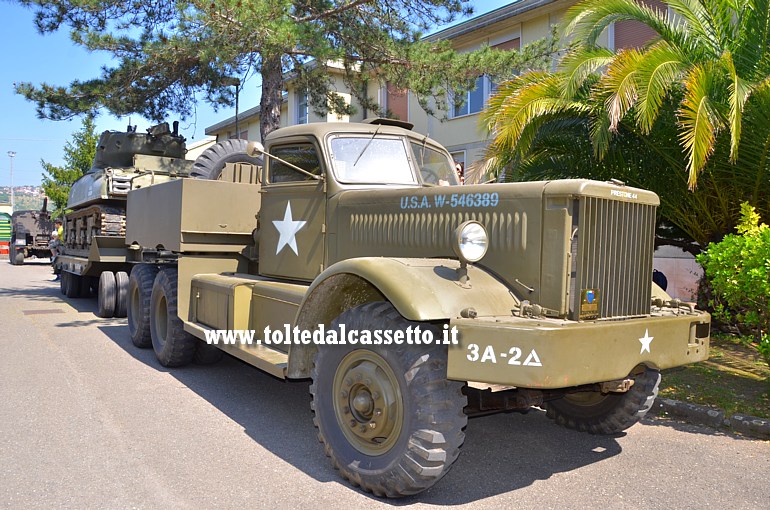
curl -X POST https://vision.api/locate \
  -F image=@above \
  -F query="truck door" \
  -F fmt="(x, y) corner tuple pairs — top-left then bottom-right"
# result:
(258, 139), (326, 282)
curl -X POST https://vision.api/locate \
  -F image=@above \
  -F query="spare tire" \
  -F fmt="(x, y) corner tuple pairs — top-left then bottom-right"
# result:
(190, 139), (262, 180)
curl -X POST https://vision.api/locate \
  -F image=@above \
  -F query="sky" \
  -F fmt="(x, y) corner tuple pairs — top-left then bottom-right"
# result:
(0, 1), (514, 186)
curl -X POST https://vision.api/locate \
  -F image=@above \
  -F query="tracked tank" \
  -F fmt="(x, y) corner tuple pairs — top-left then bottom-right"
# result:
(63, 122), (193, 256)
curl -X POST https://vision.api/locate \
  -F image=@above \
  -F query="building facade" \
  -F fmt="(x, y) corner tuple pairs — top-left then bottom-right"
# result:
(205, 0), (664, 183)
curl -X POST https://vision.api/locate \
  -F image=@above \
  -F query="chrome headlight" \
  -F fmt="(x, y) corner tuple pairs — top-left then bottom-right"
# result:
(452, 221), (488, 263)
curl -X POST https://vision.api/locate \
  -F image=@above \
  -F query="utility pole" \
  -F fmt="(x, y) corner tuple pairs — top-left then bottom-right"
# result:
(7, 151), (16, 212)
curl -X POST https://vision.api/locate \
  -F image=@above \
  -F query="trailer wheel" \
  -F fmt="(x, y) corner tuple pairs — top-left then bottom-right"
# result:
(150, 268), (197, 367)
(60, 271), (69, 295)
(191, 139), (262, 180)
(114, 271), (129, 318)
(97, 271), (116, 318)
(544, 366), (661, 435)
(310, 301), (467, 497)
(128, 264), (158, 348)
(66, 273), (82, 299)
(79, 275), (93, 298)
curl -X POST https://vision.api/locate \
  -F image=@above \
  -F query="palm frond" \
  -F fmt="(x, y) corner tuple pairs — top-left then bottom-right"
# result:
(634, 41), (687, 133)
(722, 50), (753, 162)
(563, 0), (683, 48)
(558, 45), (615, 98)
(678, 63), (723, 188)
(600, 48), (643, 131)
(484, 71), (590, 157)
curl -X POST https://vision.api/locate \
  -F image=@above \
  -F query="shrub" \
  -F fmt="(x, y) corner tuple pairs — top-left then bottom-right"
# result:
(697, 203), (770, 368)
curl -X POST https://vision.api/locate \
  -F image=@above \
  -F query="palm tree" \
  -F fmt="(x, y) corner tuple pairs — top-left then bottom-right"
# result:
(561, 0), (770, 188)
(483, 0), (770, 247)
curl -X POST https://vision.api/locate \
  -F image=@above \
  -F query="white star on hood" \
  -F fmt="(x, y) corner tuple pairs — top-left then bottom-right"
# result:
(273, 202), (307, 255)
(639, 329), (654, 354)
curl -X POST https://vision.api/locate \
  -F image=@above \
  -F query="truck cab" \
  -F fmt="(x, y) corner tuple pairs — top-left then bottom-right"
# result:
(124, 119), (710, 498)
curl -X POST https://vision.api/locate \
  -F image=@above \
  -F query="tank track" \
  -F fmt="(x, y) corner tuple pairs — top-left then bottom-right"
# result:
(63, 205), (126, 253)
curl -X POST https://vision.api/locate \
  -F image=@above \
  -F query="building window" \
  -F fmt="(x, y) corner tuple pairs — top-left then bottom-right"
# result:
(297, 91), (309, 124)
(380, 82), (409, 121)
(450, 76), (490, 118)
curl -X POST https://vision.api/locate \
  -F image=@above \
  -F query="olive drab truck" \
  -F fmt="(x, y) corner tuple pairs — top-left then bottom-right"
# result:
(123, 119), (711, 498)
(56, 121), (259, 317)
(8, 198), (54, 265)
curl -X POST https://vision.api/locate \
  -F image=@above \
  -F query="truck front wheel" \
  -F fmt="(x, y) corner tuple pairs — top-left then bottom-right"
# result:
(128, 264), (158, 348)
(310, 301), (467, 497)
(544, 366), (661, 435)
(150, 268), (197, 367)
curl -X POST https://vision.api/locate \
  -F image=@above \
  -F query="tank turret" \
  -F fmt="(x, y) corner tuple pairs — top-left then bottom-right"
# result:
(63, 122), (194, 254)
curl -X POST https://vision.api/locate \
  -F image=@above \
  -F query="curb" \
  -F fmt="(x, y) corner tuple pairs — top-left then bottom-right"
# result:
(650, 398), (770, 440)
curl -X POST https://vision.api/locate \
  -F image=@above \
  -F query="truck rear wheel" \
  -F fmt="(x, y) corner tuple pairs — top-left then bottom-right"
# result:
(97, 272), (116, 317)
(150, 268), (197, 367)
(544, 366), (661, 435)
(114, 271), (129, 318)
(128, 264), (158, 348)
(190, 139), (262, 180)
(310, 301), (467, 497)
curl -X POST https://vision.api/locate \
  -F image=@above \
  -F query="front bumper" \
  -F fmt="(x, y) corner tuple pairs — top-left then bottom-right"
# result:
(447, 310), (710, 389)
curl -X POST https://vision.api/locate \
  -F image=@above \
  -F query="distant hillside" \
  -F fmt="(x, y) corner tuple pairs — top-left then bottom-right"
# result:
(0, 186), (46, 212)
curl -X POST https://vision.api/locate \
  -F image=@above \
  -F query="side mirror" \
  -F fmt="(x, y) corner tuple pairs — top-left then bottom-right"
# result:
(247, 141), (265, 157)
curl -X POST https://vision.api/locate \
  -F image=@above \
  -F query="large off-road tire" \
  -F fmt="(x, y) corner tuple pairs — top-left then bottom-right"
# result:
(114, 271), (129, 318)
(310, 301), (467, 498)
(544, 366), (661, 435)
(150, 268), (197, 367)
(97, 271), (116, 318)
(190, 139), (262, 180)
(128, 264), (158, 348)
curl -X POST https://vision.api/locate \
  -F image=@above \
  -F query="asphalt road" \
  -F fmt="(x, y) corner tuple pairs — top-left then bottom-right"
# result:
(1, 261), (768, 509)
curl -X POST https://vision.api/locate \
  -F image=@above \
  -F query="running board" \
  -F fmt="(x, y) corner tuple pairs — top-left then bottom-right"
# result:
(184, 321), (288, 379)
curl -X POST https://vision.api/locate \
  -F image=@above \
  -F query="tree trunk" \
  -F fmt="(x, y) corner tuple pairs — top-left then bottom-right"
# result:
(259, 54), (284, 141)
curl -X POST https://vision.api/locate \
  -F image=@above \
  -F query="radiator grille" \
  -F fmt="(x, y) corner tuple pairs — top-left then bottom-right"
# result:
(572, 197), (656, 319)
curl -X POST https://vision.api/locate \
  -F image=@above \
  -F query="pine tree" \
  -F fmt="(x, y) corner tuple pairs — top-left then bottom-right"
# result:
(14, 1), (556, 140)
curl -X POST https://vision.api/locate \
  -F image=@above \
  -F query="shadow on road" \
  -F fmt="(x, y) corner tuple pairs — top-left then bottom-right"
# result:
(96, 323), (628, 504)
(0, 271), (99, 314)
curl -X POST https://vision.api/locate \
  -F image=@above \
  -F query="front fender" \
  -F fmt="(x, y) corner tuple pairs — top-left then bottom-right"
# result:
(287, 257), (520, 379)
(296, 257), (519, 326)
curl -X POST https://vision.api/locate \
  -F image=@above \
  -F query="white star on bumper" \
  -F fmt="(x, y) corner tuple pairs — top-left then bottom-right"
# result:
(273, 202), (307, 255)
(639, 329), (654, 354)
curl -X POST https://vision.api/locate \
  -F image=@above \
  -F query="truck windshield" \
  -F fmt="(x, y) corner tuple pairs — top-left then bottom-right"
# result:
(329, 136), (417, 184)
(410, 142), (460, 186)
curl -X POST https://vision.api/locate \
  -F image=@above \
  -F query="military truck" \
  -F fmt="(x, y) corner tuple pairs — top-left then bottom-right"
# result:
(8, 199), (54, 265)
(124, 119), (710, 497)
(56, 121), (259, 317)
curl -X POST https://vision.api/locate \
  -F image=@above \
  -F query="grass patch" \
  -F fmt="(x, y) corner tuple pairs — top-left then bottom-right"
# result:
(659, 334), (770, 419)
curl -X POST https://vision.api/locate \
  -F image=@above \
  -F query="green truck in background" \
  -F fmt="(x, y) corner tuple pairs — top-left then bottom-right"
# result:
(122, 119), (710, 497)
(8, 199), (54, 265)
